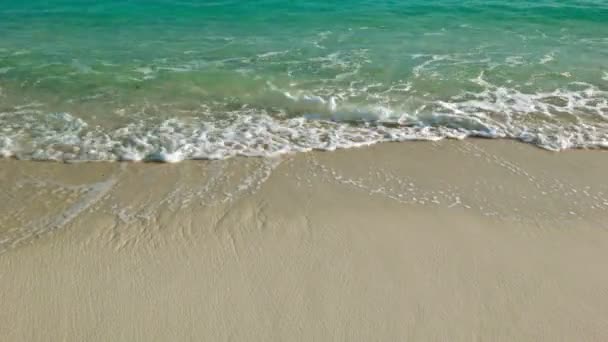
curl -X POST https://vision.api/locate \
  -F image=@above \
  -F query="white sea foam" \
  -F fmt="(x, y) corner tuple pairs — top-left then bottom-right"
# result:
(1, 75), (608, 162)
(505, 56), (525, 66)
(539, 52), (555, 64)
(0, 137), (15, 157)
(412, 55), (450, 78)
(257, 50), (289, 59)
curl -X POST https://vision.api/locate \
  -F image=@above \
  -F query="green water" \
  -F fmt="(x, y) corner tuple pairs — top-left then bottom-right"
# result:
(1, 1), (607, 160)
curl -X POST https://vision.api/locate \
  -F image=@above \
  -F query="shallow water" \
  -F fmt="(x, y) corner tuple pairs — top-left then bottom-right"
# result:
(1, 0), (607, 161)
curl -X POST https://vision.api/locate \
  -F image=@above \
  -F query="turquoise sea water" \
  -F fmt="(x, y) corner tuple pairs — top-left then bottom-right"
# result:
(1, 0), (607, 161)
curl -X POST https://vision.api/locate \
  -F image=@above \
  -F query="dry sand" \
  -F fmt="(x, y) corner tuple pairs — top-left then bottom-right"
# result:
(1, 139), (608, 341)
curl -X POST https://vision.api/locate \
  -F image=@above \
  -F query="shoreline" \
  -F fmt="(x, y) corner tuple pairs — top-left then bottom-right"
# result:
(2, 139), (608, 340)
(2, 134), (608, 164)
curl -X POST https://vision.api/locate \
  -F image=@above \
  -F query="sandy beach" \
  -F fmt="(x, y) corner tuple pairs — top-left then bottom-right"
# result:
(2, 139), (608, 341)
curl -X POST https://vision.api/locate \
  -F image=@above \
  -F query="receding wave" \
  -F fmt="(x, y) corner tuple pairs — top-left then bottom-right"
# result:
(1, 0), (607, 162)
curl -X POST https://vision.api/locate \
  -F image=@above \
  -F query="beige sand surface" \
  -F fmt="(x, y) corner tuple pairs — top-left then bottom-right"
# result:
(1, 140), (608, 341)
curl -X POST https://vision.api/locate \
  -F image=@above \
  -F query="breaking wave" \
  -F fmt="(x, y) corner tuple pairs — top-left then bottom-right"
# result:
(1, 75), (607, 162)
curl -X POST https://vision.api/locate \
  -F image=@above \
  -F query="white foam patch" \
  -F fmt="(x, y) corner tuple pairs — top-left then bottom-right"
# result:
(539, 52), (555, 64)
(505, 56), (525, 66)
(0, 137), (16, 157)
(257, 50), (289, 59)
(412, 54), (450, 78)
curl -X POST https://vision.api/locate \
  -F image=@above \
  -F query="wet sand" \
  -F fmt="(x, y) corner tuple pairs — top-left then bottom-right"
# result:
(1, 139), (608, 341)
